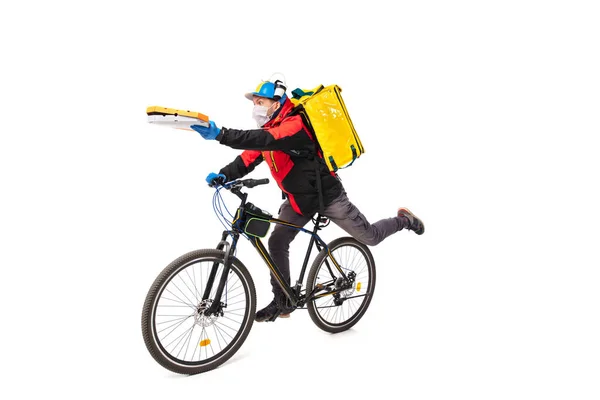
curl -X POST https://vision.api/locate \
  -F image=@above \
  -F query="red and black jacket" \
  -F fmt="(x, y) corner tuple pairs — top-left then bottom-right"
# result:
(217, 98), (342, 216)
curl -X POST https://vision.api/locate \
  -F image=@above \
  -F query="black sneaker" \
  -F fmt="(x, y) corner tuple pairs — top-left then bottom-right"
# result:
(398, 208), (425, 235)
(255, 299), (294, 322)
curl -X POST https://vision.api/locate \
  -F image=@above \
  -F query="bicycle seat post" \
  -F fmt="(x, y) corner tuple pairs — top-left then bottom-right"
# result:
(314, 214), (329, 230)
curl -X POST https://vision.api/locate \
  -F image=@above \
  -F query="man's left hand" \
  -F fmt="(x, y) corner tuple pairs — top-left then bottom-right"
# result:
(191, 121), (221, 140)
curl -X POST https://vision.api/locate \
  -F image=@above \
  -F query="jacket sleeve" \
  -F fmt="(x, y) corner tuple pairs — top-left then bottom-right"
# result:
(219, 150), (263, 181)
(218, 115), (313, 151)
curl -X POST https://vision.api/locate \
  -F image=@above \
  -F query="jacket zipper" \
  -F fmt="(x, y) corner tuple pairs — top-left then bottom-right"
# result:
(270, 151), (279, 172)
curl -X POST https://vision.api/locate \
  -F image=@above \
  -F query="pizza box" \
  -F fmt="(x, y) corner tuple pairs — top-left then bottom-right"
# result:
(146, 106), (209, 131)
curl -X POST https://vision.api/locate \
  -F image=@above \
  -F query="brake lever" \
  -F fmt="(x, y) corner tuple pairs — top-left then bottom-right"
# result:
(224, 180), (243, 190)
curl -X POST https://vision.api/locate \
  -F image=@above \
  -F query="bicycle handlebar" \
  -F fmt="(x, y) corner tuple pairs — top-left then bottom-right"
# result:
(214, 178), (269, 203)
(222, 178), (270, 190)
(243, 178), (269, 188)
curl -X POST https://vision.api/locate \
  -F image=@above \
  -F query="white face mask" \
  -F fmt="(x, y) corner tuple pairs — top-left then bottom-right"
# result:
(252, 102), (279, 127)
(252, 105), (269, 127)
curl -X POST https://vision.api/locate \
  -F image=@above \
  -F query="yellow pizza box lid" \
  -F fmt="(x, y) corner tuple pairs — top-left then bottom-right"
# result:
(146, 106), (209, 122)
(146, 106), (210, 131)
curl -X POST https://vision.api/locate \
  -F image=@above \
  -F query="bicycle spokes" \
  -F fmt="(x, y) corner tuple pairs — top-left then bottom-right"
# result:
(307, 238), (376, 332)
(150, 258), (251, 364)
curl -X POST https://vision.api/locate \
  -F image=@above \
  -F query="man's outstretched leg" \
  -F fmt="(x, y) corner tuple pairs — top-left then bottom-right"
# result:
(324, 191), (425, 246)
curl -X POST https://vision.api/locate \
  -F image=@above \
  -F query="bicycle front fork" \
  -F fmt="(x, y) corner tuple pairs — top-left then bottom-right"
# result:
(203, 231), (238, 316)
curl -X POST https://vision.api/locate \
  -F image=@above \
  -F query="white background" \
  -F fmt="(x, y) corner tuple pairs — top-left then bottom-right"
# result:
(1, 1), (599, 399)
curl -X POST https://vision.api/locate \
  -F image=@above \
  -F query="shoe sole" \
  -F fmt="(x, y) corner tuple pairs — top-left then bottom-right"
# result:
(398, 207), (414, 217)
(255, 313), (291, 322)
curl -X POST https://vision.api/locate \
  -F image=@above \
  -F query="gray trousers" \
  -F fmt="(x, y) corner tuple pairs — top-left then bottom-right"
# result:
(267, 190), (409, 298)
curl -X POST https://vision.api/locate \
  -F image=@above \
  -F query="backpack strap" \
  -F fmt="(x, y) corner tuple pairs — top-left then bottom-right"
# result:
(313, 155), (324, 215)
(291, 85), (325, 101)
(291, 88), (310, 99)
(288, 103), (325, 215)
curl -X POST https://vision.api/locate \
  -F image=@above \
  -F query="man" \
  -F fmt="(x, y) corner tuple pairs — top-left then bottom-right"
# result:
(192, 77), (424, 322)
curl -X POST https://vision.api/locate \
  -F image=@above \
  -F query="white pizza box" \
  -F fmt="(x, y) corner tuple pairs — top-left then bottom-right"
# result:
(146, 106), (209, 131)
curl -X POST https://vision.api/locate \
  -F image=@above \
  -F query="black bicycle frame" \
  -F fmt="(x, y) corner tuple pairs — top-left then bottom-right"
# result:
(203, 187), (348, 315)
(245, 215), (328, 306)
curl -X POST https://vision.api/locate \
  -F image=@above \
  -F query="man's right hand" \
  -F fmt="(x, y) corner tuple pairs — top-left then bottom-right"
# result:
(206, 172), (226, 187)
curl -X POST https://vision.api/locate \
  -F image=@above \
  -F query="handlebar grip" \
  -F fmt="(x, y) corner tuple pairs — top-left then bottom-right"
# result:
(244, 178), (270, 188)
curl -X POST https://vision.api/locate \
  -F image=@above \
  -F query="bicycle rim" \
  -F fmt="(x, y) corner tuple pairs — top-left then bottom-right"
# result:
(149, 256), (253, 369)
(309, 239), (375, 330)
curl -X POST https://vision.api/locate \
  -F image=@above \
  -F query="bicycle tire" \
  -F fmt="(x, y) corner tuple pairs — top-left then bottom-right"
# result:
(141, 249), (256, 375)
(306, 237), (376, 333)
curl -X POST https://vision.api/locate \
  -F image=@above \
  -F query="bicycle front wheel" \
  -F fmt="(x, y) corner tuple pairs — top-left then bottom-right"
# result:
(141, 249), (256, 375)
(306, 237), (376, 333)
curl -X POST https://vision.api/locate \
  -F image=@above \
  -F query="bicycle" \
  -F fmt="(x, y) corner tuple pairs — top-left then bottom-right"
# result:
(141, 178), (377, 375)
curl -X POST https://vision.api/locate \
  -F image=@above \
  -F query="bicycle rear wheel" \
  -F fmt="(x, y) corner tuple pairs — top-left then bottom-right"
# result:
(306, 237), (376, 333)
(141, 249), (256, 375)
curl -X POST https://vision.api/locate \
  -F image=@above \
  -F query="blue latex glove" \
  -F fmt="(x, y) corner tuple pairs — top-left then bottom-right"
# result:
(191, 121), (221, 140)
(206, 172), (226, 187)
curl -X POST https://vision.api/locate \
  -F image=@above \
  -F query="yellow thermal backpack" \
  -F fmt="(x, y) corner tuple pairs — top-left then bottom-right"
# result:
(290, 85), (364, 172)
